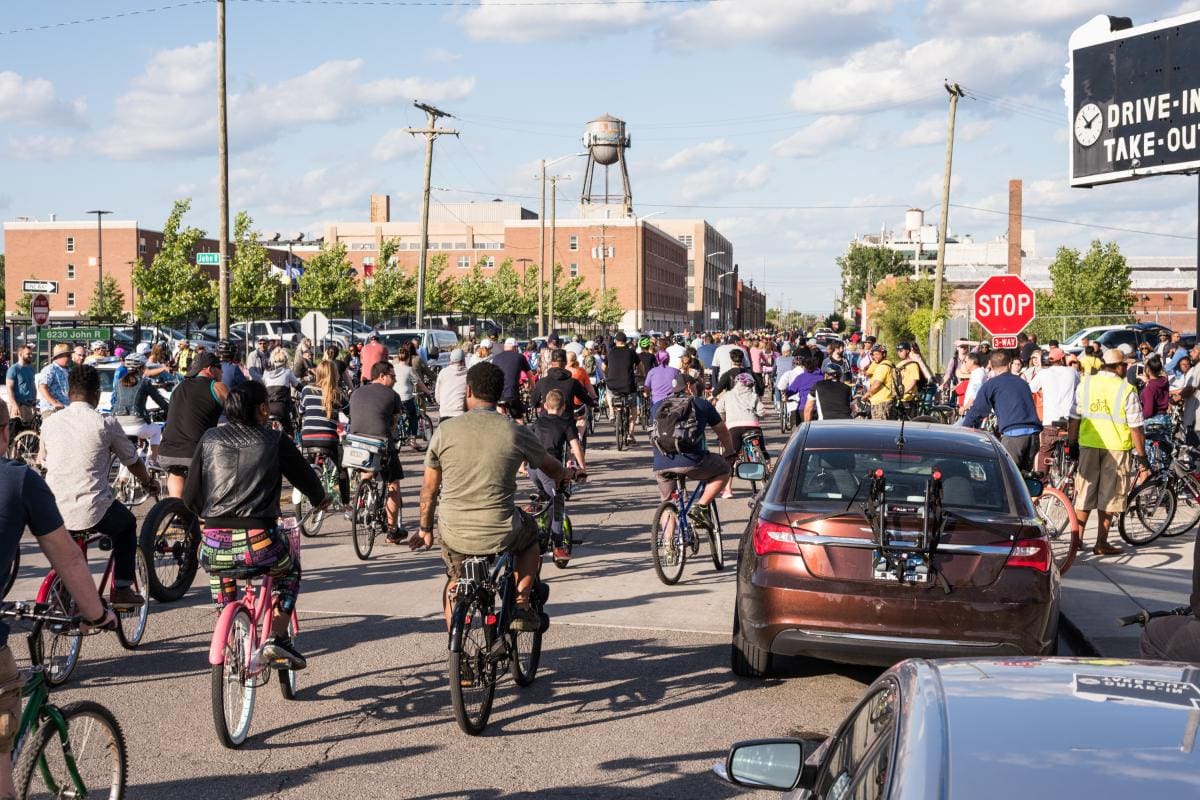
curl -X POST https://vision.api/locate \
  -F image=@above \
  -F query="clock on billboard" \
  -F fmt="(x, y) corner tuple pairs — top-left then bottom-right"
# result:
(1073, 102), (1103, 147)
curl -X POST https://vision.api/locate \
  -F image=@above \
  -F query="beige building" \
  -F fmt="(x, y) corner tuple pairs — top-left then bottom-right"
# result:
(653, 220), (734, 330)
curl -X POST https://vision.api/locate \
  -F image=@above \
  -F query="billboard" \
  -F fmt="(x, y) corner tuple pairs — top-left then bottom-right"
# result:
(1068, 12), (1200, 187)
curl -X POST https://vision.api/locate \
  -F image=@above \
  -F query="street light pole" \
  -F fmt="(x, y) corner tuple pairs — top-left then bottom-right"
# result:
(86, 210), (111, 319)
(716, 267), (735, 330)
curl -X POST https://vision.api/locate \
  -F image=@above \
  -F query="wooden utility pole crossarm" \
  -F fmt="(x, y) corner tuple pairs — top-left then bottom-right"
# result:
(406, 102), (459, 328)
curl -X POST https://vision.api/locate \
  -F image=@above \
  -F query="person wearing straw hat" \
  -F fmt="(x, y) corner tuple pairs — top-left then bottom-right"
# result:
(35, 344), (73, 419)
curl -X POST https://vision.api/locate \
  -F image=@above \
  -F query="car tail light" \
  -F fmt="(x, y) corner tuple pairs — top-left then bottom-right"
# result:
(1001, 537), (1051, 573)
(753, 520), (800, 556)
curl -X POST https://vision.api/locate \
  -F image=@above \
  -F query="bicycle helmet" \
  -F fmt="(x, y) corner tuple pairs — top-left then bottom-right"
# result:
(89, 340), (107, 351)
(136, 342), (152, 355)
(584, 340), (595, 350)
(123, 353), (148, 370)
(638, 336), (652, 350)
(215, 339), (235, 359)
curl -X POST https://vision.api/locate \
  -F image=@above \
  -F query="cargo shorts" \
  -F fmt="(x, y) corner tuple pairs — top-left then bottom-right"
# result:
(441, 508), (540, 585)
(0, 646), (23, 753)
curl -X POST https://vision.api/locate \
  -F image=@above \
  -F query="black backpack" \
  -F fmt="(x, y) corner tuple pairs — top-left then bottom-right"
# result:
(653, 396), (704, 455)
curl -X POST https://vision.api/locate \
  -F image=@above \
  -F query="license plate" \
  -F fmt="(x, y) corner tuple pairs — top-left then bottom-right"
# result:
(872, 550), (932, 583)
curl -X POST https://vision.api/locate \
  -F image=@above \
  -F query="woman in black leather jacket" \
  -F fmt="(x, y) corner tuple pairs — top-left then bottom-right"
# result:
(183, 381), (326, 669)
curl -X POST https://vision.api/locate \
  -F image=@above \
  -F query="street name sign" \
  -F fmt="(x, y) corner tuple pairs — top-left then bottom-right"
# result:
(22, 280), (58, 294)
(196, 252), (221, 266)
(36, 326), (112, 343)
(31, 295), (49, 327)
(1069, 12), (1200, 187)
(973, 275), (1036, 337)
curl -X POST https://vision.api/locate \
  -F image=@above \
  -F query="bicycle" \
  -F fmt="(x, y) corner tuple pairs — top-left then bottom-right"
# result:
(295, 448), (346, 538)
(138, 496), (201, 602)
(734, 430), (771, 493)
(779, 397), (794, 435)
(108, 431), (165, 508)
(209, 516), (304, 748)
(0, 602), (127, 799)
(447, 551), (549, 736)
(6, 414), (42, 473)
(651, 473), (725, 585)
(1031, 484), (1082, 574)
(528, 478), (578, 569)
(637, 390), (652, 432)
(36, 528), (150, 686)
(612, 393), (634, 451)
(345, 434), (402, 560)
(1119, 464), (1176, 547)
(895, 385), (956, 424)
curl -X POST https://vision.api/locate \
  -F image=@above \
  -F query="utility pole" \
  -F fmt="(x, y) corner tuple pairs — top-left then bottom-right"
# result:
(930, 81), (964, 368)
(217, 0), (230, 338)
(537, 161), (546, 338)
(406, 101), (458, 328)
(592, 224), (616, 294)
(548, 174), (566, 334)
(86, 210), (110, 318)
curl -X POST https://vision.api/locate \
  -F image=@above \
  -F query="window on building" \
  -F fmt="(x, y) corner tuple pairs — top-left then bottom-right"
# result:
(677, 234), (693, 248)
(429, 242), (440, 250)
(66, 264), (75, 280)
(569, 263), (579, 277)
(457, 256), (470, 269)
(453, 242), (467, 250)
(67, 292), (75, 308)
(484, 256), (496, 269)
(138, 237), (147, 255)
(687, 260), (694, 278)
(569, 235), (578, 251)
(65, 237), (74, 253)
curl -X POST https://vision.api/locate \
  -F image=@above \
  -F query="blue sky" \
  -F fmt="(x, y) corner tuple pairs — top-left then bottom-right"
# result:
(4, 0), (1200, 313)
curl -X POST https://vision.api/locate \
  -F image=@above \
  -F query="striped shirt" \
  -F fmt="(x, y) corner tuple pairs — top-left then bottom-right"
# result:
(299, 385), (343, 446)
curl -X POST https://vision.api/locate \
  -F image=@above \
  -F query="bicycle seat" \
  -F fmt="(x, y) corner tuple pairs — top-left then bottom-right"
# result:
(658, 472), (687, 483)
(211, 565), (269, 580)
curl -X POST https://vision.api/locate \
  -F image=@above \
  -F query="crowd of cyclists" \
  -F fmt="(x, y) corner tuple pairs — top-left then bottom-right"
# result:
(4, 319), (1200, 770)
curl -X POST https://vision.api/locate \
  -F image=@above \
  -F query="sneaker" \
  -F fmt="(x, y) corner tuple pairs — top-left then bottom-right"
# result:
(688, 503), (714, 531)
(262, 636), (307, 670)
(511, 605), (542, 632)
(553, 546), (571, 563)
(386, 529), (405, 544)
(109, 586), (145, 610)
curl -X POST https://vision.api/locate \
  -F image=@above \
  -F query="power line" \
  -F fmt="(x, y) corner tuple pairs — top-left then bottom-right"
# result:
(0, 1), (210, 35)
(949, 203), (1198, 241)
(432, 184), (914, 211)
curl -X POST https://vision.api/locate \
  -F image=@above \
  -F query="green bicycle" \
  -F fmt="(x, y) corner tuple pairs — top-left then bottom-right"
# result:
(1, 601), (127, 799)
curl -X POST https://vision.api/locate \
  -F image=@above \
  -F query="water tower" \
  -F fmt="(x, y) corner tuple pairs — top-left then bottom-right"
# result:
(580, 114), (633, 218)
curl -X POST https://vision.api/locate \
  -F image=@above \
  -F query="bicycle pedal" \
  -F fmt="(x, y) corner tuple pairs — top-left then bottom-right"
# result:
(97, 538), (114, 552)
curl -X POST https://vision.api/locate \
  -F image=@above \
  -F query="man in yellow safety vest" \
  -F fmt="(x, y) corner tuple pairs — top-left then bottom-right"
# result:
(1066, 348), (1150, 556)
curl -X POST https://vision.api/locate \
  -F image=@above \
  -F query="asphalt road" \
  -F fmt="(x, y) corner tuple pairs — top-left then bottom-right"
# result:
(8, 413), (880, 799)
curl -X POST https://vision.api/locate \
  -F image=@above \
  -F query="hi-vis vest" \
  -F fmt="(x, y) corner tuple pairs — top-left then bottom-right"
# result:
(1078, 371), (1135, 451)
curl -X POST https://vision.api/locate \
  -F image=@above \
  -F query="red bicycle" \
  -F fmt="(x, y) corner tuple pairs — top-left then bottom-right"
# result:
(36, 530), (150, 686)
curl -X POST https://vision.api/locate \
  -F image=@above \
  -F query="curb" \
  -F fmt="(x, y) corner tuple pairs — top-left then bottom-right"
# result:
(1058, 611), (1101, 657)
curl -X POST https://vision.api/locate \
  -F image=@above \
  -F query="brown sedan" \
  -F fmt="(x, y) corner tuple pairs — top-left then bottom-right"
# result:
(732, 420), (1059, 675)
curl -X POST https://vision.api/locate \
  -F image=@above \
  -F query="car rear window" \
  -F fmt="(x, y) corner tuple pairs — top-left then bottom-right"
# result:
(789, 449), (1008, 512)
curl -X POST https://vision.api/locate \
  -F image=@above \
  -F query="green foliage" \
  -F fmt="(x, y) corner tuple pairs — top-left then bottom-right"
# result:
(133, 199), (214, 325)
(492, 260), (532, 316)
(551, 265), (595, 320)
(873, 277), (942, 351)
(293, 242), (359, 311)
(837, 243), (911, 311)
(594, 288), (624, 326)
(421, 253), (455, 313)
(1027, 241), (1134, 343)
(229, 212), (281, 309)
(454, 262), (494, 314)
(361, 259), (414, 317)
(84, 275), (126, 323)
(13, 276), (32, 316)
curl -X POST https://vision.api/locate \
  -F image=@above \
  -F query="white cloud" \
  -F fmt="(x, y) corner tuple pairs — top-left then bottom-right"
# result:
(659, 0), (893, 51)
(231, 161), (381, 218)
(896, 117), (993, 148)
(914, 172), (963, 202)
(8, 135), (78, 160)
(0, 71), (86, 127)
(923, 0), (1113, 33)
(458, 0), (654, 43)
(660, 138), (743, 171)
(677, 162), (770, 201)
(771, 116), (860, 158)
(424, 48), (462, 63)
(95, 43), (476, 158)
(789, 34), (1059, 114)
(736, 164), (770, 190)
(372, 129), (423, 162)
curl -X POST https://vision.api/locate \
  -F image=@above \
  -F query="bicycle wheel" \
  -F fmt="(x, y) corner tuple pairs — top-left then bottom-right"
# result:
(114, 549), (151, 650)
(211, 608), (257, 748)
(351, 481), (377, 560)
(448, 598), (497, 736)
(1034, 488), (1081, 575)
(278, 615), (299, 701)
(511, 581), (545, 687)
(651, 501), (686, 585)
(708, 504), (725, 571)
(554, 515), (573, 570)
(418, 413), (435, 443)
(1164, 475), (1200, 537)
(39, 577), (82, 687)
(1119, 478), (1176, 546)
(296, 491), (326, 538)
(8, 429), (40, 470)
(14, 700), (127, 800)
(139, 497), (200, 602)
(615, 408), (627, 451)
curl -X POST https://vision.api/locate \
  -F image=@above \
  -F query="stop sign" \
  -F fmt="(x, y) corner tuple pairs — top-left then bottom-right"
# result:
(973, 275), (1035, 337)
(31, 294), (50, 327)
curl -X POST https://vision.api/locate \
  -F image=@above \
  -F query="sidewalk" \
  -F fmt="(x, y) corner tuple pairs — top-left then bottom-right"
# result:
(1059, 516), (1196, 657)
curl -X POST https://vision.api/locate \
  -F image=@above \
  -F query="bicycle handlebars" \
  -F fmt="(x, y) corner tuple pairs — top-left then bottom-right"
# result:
(1116, 605), (1192, 627)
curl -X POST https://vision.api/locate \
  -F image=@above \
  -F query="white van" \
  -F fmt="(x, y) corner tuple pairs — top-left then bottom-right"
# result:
(377, 329), (460, 369)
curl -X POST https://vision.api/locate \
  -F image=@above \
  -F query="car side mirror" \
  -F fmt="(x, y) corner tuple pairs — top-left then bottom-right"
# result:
(1024, 476), (1044, 499)
(719, 737), (822, 791)
(736, 462), (767, 483)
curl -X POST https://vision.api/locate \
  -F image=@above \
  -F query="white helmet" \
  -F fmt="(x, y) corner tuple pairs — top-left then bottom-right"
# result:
(136, 342), (152, 355)
(584, 340), (596, 350)
(123, 353), (147, 370)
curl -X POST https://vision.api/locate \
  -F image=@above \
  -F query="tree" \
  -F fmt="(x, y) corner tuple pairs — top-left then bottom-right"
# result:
(13, 276), (32, 317)
(421, 253), (455, 313)
(491, 260), (530, 316)
(84, 275), (126, 323)
(551, 266), (595, 321)
(453, 262), (494, 314)
(594, 288), (624, 326)
(133, 199), (214, 325)
(837, 243), (911, 312)
(229, 211), (281, 311)
(873, 277), (943, 351)
(1027, 240), (1134, 343)
(361, 238), (414, 319)
(293, 242), (359, 311)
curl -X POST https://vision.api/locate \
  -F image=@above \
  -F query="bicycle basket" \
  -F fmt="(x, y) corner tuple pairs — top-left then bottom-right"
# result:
(342, 433), (387, 471)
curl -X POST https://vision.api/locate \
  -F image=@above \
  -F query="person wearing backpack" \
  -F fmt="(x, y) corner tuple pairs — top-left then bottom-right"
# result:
(651, 373), (737, 531)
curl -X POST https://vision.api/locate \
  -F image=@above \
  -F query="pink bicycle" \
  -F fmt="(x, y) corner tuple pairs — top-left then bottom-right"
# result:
(37, 529), (151, 686)
(209, 516), (302, 748)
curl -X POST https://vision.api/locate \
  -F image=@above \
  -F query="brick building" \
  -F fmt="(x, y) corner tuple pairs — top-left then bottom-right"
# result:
(3, 218), (287, 319)
(737, 279), (767, 330)
(653, 219), (734, 330)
